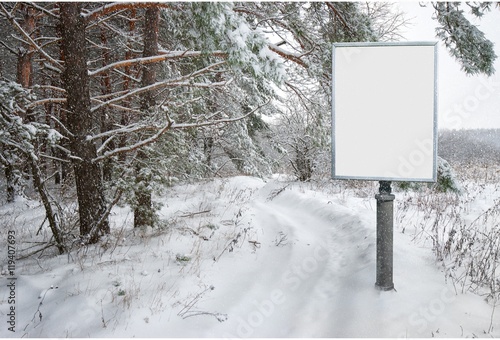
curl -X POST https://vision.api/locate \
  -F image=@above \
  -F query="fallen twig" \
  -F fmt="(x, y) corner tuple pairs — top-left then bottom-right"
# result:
(179, 209), (211, 218)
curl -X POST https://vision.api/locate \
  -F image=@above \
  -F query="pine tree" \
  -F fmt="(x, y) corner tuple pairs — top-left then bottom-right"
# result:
(60, 3), (110, 243)
(432, 2), (496, 76)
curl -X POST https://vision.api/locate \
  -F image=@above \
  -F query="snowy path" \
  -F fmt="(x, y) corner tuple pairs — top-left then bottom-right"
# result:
(196, 184), (380, 337)
(173, 181), (497, 338)
(2, 177), (498, 338)
(251, 195), (375, 337)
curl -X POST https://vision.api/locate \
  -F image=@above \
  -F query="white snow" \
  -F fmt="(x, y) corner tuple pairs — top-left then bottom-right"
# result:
(1, 175), (498, 337)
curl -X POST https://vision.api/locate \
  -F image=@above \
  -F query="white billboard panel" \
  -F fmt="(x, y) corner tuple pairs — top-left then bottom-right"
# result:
(332, 42), (438, 182)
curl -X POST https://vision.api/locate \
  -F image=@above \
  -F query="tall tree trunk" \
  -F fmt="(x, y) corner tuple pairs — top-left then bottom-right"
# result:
(204, 136), (214, 170)
(4, 161), (16, 203)
(59, 3), (109, 243)
(16, 5), (35, 91)
(5, 4), (36, 203)
(134, 6), (160, 229)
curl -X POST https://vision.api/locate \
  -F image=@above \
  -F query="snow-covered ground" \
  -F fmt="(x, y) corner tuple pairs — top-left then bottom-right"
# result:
(1, 175), (499, 337)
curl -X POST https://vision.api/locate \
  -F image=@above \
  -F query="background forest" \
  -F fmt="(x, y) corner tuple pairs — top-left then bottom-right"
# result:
(0, 2), (496, 251)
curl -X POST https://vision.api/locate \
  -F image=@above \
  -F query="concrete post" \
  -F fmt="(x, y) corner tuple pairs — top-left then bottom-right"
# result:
(375, 181), (395, 291)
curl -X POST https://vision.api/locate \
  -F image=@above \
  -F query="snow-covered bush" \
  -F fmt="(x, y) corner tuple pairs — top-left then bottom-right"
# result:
(0, 81), (62, 200)
(396, 157), (461, 194)
(0, 81), (62, 154)
(433, 157), (462, 193)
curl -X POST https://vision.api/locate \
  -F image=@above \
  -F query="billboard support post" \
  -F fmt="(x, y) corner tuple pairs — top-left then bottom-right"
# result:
(375, 181), (395, 291)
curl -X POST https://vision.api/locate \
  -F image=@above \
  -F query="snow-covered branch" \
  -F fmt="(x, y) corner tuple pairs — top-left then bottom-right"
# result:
(233, 5), (314, 50)
(92, 120), (174, 163)
(92, 89), (128, 101)
(89, 50), (227, 77)
(325, 3), (353, 34)
(96, 135), (115, 155)
(0, 40), (18, 55)
(92, 99), (270, 163)
(83, 2), (175, 24)
(39, 153), (71, 164)
(233, 6), (293, 35)
(91, 99), (144, 115)
(48, 115), (73, 138)
(26, 98), (66, 110)
(0, 152), (9, 167)
(27, 96), (142, 119)
(269, 43), (308, 68)
(53, 144), (82, 162)
(112, 69), (141, 84)
(26, 2), (59, 19)
(90, 61), (228, 113)
(87, 122), (156, 142)
(36, 85), (66, 93)
(171, 98), (271, 130)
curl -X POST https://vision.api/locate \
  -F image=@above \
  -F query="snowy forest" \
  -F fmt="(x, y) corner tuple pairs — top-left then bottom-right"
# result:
(1, 2), (500, 338)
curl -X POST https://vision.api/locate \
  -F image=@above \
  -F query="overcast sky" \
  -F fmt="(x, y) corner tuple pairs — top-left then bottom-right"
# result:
(397, 2), (500, 130)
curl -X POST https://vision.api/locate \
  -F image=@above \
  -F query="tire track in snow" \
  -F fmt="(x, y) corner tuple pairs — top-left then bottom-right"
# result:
(216, 188), (376, 337)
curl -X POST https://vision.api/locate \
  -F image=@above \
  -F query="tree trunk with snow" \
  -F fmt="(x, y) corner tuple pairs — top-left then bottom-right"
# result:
(59, 3), (109, 243)
(134, 6), (160, 229)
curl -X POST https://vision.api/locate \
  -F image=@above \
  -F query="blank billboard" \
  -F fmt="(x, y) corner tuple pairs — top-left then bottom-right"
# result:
(332, 42), (437, 182)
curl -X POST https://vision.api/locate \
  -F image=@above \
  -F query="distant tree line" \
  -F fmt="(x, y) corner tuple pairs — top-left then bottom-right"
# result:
(439, 129), (500, 166)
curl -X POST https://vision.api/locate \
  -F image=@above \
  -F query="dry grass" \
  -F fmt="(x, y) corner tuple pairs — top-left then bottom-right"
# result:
(396, 162), (500, 312)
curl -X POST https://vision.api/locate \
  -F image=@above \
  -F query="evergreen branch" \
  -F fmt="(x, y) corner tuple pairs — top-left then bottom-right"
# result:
(233, 5), (313, 50)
